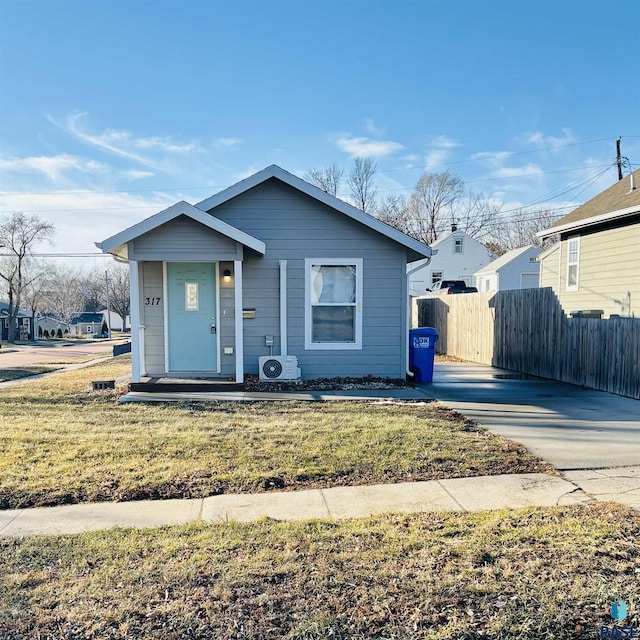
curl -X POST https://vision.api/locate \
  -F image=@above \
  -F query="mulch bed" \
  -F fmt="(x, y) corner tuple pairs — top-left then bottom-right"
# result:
(243, 375), (412, 392)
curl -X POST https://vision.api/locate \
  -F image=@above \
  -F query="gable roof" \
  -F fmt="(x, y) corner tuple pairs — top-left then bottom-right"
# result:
(538, 169), (640, 239)
(195, 165), (432, 262)
(0, 301), (29, 317)
(97, 201), (266, 258)
(430, 228), (477, 249)
(475, 245), (542, 275)
(70, 312), (103, 324)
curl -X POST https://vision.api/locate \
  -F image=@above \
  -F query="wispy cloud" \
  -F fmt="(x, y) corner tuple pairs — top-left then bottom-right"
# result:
(492, 163), (544, 178)
(424, 149), (448, 168)
(419, 134), (461, 169)
(213, 137), (244, 149)
(364, 119), (385, 137)
(337, 136), (403, 158)
(432, 135), (460, 149)
(49, 111), (201, 170)
(470, 150), (543, 181)
(471, 151), (513, 163)
(0, 187), (175, 256)
(524, 128), (575, 147)
(0, 154), (106, 181)
(120, 169), (155, 181)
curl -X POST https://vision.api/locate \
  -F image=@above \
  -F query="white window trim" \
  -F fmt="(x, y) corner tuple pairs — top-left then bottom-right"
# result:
(453, 238), (464, 254)
(305, 258), (363, 350)
(566, 236), (580, 291)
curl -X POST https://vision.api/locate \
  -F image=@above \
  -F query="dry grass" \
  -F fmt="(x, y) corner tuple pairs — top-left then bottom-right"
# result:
(0, 356), (552, 509)
(34, 353), (113, 365)
(0, 365), (59, 382)
(1, 503), (637, 639)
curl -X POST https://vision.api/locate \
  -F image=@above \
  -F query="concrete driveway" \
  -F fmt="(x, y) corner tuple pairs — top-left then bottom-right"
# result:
(421, 362), (640, 470)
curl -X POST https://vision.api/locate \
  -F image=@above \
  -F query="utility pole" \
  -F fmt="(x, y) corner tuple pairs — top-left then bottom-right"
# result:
(104, 270), (111, 338)
(616, 138), (623, 181)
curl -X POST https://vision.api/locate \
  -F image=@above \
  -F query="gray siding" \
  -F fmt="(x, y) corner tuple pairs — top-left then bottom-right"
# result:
(206, 179), (409, 379)
(218, 261), (236, 376)
(130, 216), (242, 261)
(142, 262), (165, 376)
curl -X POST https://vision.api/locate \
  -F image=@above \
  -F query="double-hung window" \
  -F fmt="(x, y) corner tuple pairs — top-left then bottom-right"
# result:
(566, 237), (580, 290)
(305, 259), (362, 350)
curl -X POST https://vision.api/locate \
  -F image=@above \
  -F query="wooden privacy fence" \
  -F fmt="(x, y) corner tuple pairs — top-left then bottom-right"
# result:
(416, 288), (640, 399)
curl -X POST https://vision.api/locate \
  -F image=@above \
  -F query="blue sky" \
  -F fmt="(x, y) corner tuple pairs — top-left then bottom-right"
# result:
(1, 0), (639, 264)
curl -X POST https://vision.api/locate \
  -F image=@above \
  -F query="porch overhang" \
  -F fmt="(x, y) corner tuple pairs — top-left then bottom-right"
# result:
(96, 200), (266, 260)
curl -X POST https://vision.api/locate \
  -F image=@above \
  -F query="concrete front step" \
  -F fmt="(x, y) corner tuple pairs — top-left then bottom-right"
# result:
(130, 378), (245, 393)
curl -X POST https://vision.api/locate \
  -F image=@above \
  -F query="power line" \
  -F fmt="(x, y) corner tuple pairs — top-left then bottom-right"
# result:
(0, 135), (629, 199)
(0, 162), (617, 215)
(0, 252), (108, 258)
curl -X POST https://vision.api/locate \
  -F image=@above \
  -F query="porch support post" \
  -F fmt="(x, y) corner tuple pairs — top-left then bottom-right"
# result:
(234, 260), (244, 384)
(129, 260), (143, 383)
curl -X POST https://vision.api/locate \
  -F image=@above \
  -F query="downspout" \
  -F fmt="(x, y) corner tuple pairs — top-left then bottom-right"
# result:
(406, 255), (432, 378)
(279, 260), (287, 356)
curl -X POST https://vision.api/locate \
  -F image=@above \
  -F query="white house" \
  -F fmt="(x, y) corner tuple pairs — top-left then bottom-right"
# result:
(99, 309), (130, 331)
(408, 227), (495, 294)
(474, 245), (542, 292)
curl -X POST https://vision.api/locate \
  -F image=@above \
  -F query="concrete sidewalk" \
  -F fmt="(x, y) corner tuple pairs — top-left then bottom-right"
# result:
(119, 388), (432, 403)
(0, 472), (594, 537)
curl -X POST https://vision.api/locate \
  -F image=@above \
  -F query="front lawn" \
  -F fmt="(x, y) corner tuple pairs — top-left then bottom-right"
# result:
(1, 503), (637, 639)
(0, 365), (59, 383)
(0, 357), (552, 509)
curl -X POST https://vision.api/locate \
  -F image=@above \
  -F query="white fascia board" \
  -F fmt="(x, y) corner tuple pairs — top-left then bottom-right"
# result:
(195, 164), (432, 261)
(537, 205), (640, 239)
(99, 201), (266, 256)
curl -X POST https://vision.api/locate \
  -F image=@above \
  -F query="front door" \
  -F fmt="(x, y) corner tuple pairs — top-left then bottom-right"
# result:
(167, 262), (218, 373)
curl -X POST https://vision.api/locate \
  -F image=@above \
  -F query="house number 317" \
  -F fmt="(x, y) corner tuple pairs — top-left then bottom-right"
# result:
(144, 297), (161, 306)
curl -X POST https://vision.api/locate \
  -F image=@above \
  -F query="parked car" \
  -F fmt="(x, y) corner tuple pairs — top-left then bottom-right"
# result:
(427, 280), (478, 295)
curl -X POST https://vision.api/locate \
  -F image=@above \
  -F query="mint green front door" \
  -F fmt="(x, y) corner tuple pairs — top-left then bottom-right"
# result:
(167, 262), (217, 373)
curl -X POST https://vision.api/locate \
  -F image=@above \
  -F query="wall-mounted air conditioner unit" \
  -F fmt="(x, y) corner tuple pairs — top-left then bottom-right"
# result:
(258, 355), (301, 381)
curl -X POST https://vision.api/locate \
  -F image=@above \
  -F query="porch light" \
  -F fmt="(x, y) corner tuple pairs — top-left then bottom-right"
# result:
(223, 269), (232, 283)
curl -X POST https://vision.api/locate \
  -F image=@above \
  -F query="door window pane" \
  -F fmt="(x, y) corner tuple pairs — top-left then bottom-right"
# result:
(185, 282), (199, 311)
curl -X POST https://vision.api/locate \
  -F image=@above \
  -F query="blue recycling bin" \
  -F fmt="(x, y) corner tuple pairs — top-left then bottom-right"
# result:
(409, 327), (439, 382)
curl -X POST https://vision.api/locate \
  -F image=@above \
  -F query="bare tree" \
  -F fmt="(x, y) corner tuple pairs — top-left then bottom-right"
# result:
(107, 262), (130, 330)
(0, 213), (54, 343)
(454, 192), (502, 240)
(21, 261), (51, 340)
(487, 208), (562, 253)
(40, 266), (85, 325)
(80, 269), (105, 313)
(376, 194), (409, 229)
(348, 157), (378, 213)
(304, 163), (344, 197)
(406, 171), (464, 244)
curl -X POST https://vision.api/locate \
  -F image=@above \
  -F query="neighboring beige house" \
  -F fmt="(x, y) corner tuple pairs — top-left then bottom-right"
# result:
(537, 169), (640, 318)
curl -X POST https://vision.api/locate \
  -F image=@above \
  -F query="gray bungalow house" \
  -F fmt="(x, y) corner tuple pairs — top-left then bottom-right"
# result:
(97, 165), (432, 383)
